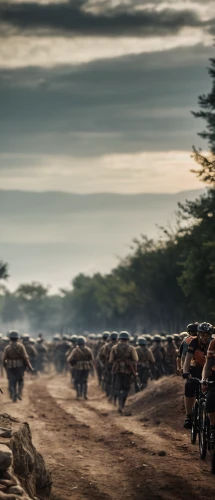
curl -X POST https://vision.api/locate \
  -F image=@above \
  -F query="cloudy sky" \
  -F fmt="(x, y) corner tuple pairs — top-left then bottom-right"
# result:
(1, 0), (214, 194)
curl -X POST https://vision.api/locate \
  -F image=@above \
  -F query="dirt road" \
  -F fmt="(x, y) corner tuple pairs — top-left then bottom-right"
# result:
(1, 374), (215, 500)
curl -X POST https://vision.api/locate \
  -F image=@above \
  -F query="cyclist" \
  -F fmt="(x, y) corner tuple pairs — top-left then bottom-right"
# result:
(202, 330), (215, 439)
(183, 322), (213, 429)
(177, 323), (198, 374)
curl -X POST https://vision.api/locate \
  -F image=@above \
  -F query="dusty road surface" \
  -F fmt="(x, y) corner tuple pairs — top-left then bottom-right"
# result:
(0, 374), (215, 500)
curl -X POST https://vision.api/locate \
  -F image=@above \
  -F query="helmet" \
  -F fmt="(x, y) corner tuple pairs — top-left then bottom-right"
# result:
(77, 336), (86, 345)
(102, 331), (110, 340)
(180, 332), (188, 339)
(137, 337), (147, 346)
(197, 322), (213, 335)
(9, 330), (20, 340)
(130, 336), (135, 343)
(166, 335), (173, 342)
(70, 335), (77, 343)
(173, 334), (180, 340)
(62, 334), (69, 341)
(22, 333), (30, 342)
(53, 334), (61, 341)
(153, 335), (161, 342)
(187, 323), (198, 334)
(145, 334), (152, 341)
(110, 332), (118, 341)
(119, 331), (130, 340)
(161, 335), (166, 342)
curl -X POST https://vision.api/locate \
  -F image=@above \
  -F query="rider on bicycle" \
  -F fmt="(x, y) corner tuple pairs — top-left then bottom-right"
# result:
(177, 323), (198, 374)
(182, 322), (213, 429)
(202, 329), (215, 440)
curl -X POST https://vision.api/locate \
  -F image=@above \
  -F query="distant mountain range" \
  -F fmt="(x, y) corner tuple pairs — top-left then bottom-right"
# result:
(0, 189), (204, 215)
(0, 189), (205, 291)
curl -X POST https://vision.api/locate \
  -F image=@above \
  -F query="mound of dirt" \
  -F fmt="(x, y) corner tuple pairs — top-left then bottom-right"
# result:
(0, 414), (52, 500)
(127, 376), (185, 430)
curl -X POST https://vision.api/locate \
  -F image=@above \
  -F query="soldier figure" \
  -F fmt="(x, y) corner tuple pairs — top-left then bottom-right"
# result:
(66, 335), (78, 385)
(151, 335), (166, 379)
(95, 331), (110, 387)
(3, 330), (33, 402)
(165, 335), (177, 375)
(22, 333), (38, 372)
(135, 337), (155, 390)
(109, 331), (138, 413)
(67, 337), (93, 400)
(36, 337), (48, 373)
(99, 331), (118, 399)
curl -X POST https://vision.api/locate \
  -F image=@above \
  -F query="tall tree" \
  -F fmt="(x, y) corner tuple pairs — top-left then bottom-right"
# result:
(192, 57), (215, 184)
(0, 261), (8, 281)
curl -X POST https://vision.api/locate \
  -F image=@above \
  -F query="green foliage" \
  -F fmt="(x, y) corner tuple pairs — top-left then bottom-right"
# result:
(177, 189), (215, 321)
(0, 262), (8, 281)
(192, 58), (215, 183)
(0, 282), (63, 334)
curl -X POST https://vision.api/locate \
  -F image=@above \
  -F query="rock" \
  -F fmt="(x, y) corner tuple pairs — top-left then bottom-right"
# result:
(0, 428), (12, 439)
(120, 430), (134, 435)
(0, 444), (13, 470)
(1, 415), (19, 423)
(0, 414), (52, 499)
(7, 485), (24, 495)
(155, 421), (161, 426)
(0, 480), (17, 488)
(123, 411), (132, 417)
(139, 417), (149, 422)
(118, 457), (125, 462)
(158, 451), (166, 457)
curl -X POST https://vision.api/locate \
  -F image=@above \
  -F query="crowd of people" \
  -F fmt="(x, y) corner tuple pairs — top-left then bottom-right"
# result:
(1, 323), (215, 453)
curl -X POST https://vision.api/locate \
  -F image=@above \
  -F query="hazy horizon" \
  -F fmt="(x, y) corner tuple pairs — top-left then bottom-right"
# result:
(0, 188), (204, 292)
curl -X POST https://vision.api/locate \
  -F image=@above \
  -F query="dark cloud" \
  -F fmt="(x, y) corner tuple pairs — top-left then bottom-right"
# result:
(0, 0), (211, 37)
(0, 44), (213, 157)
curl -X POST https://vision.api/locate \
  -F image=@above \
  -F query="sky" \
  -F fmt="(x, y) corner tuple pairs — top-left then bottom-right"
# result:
(0, 0), (215, 194)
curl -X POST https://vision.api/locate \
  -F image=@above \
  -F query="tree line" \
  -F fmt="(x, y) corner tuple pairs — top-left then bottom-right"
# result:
(1, 54), (215, 336)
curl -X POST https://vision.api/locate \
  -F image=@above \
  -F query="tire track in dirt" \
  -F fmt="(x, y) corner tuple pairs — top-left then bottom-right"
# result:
(28, 381), (143, 500)
(1, 374), (215, 500)
(46, 376), (215, 500)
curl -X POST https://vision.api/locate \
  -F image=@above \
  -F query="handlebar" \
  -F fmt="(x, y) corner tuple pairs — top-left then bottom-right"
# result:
(183, 374), (215, 385)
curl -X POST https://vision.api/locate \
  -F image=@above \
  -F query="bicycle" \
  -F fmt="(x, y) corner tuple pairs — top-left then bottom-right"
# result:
(190, 378), (202, 444)
(198, 381), (215, 474)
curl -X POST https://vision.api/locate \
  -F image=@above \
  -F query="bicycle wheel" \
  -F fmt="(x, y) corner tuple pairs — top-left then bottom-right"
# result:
(210, 433), (215, 474)
(191, 400), (198, 444)
(199, 400), (207, 459)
